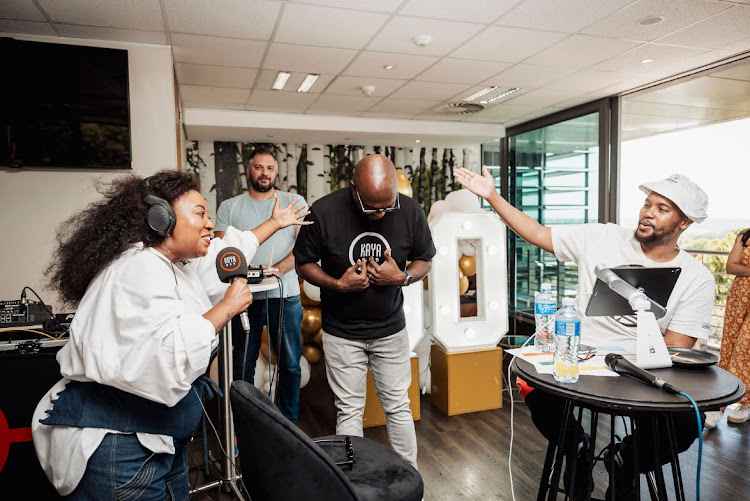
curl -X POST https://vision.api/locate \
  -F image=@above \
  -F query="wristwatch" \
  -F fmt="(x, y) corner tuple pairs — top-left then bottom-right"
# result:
(402, 270), (413, 287)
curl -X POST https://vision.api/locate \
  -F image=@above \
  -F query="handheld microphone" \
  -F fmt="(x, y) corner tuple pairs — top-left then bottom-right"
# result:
(216, 247), (251, 335)
(605, 353), (680, 394)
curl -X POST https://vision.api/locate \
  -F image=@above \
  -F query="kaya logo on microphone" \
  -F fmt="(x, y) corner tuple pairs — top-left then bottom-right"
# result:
(348, 232), (391, 266)
(219, 251), (242, 273)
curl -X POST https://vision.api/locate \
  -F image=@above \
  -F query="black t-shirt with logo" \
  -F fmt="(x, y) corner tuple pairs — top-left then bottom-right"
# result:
(293, 187), (436, 340)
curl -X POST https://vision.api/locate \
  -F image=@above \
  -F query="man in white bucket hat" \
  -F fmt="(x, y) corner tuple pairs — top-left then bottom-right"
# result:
(455, 168), (715, 501)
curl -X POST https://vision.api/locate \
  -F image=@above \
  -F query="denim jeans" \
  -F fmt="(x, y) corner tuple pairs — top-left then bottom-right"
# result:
(66, 433), (189, 500)
(322, 328), (417, 469)
(232, 295), (303, 422)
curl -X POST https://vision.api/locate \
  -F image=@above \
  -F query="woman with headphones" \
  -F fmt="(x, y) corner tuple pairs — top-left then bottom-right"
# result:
(31, 170), (310, 499)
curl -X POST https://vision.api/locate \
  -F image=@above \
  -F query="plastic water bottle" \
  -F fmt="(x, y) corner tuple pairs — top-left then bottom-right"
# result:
(553, 297), (580, 383)
(534, 283), (557, 352)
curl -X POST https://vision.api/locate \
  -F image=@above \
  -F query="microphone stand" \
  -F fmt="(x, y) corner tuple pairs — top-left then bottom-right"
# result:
(190, 321), (245, 499)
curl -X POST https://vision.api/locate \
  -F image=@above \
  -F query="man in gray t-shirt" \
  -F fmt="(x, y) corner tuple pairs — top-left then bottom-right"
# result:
(215, 148), (307, 422)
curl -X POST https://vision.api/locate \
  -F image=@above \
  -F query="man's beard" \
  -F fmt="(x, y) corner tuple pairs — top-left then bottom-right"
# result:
(634, 219), (680, 245)
(250, 176), (274, 193)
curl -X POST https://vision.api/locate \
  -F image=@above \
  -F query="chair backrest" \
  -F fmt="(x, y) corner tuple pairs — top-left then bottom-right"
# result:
(230, 381), (359, 501)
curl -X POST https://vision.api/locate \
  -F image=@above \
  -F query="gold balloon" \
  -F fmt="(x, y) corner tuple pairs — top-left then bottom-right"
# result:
(459, 274), (469, 295)
(312, 328), (323, 345)
(422, 275), (428, 291)
(458, 254), (477, 277)
(301, 307), (322, 336)
(302, 344), (323, 365)
(300, 286), (320, 307)
(396, 171), (413, 198)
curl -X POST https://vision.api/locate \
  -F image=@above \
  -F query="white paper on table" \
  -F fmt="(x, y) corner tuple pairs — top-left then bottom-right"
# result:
(506, 345), (621, 377)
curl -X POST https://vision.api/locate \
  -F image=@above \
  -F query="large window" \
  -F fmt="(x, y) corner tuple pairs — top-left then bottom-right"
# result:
(506, 108), (609, 319)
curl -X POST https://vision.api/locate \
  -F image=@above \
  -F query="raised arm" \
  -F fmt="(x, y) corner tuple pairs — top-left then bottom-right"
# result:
(251, 196), (311, 246)
(454, 166), (553, 253)
(726, 232), (750, 277)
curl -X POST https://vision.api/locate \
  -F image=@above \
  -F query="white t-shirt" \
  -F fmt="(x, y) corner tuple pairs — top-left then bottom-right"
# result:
(551, 223), (714, 352)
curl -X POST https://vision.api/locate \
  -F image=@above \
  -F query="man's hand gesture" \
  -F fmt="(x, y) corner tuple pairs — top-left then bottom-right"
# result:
(368, 250), (405, 286)
(453, 166), (495, 200)
(337, 260), (369, 292)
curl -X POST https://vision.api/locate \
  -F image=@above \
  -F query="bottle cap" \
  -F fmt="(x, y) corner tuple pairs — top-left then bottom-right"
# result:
(562, 297), (575, 306)
(540, 282), (552, 291)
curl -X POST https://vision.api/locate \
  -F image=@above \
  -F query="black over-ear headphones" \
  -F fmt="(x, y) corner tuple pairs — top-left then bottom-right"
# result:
(141, 177), (176, 237)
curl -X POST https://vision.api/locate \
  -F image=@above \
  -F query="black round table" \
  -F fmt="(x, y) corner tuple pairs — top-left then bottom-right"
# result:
(512, 358), (745, 501)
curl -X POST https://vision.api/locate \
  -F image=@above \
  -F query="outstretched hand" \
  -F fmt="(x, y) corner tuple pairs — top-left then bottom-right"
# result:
(272, 196), (312, 228)
(367, 249), (403, 286)
(453, 166), (495, 199)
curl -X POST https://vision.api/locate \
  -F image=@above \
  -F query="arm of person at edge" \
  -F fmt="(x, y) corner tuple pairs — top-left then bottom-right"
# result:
(367, 249), (431, 286)
(454, 166), (553, 253)
(726, 232), (750, 277)
(455, 166), (700, 350)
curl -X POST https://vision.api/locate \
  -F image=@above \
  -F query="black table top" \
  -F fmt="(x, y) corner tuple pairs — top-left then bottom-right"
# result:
(512, 358), (745, 414)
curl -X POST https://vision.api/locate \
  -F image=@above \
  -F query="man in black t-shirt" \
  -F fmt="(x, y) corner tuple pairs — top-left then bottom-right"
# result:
(294, 155), (435, 469)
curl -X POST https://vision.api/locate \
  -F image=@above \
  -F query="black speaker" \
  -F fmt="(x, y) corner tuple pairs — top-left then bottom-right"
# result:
(0, 348), (64, 499)
(141, 177), (176, 237)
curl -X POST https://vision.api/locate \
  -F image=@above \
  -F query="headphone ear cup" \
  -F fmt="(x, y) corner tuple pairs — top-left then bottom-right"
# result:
(147, 201), (175, 237)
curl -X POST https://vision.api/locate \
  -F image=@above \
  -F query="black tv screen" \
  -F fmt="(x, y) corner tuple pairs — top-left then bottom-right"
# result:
(0, 38), (131, 168)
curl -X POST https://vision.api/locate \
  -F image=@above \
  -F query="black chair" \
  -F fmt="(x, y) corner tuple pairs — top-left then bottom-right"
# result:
(230, 381), (424, 501)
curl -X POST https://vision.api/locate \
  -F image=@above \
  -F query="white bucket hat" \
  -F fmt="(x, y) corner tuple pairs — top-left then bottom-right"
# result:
(639, 174), (709, 223)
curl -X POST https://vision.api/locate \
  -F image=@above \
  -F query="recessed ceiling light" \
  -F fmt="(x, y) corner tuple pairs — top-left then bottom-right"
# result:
(637, 15), (664, 26)
(272, 71), (291, 90)
(298, 73), (319, 93)
(463, 86), (499, 102)
(641, 58), (654, 64)
(480, 87), (520, 104)
(383, 64), (395, 70)
(415, 139), (421, 143)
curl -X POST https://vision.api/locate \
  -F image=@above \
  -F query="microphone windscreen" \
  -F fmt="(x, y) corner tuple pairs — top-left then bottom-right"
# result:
(604, 353), (620, 368)
(216, 247), (248, 283)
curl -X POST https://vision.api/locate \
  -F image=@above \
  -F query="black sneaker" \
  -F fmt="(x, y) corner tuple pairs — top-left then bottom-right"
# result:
(563, 433), (594, 501)
(603, 441), (637, 501)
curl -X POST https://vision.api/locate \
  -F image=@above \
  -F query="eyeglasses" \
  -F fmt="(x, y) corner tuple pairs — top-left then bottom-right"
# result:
(354, 187), (400, 215)
(577, 346), (596, 361)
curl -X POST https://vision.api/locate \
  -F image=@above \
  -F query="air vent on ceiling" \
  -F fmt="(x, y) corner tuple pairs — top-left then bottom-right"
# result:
(439, 102), (484, 115)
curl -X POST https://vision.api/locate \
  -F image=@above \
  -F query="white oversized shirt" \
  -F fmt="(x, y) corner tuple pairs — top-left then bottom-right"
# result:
(32, 227), (258, 495)
(551, 223), (715, 352)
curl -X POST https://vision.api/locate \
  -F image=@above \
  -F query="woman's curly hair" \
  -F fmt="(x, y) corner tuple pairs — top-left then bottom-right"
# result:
(46, 170), (198, 306)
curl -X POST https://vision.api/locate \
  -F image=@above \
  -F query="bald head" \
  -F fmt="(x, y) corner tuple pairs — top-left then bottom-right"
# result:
(353, 154), (397, 198)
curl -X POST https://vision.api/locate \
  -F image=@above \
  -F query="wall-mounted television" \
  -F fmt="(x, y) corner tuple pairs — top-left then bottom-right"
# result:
(0, 37), (131, 169)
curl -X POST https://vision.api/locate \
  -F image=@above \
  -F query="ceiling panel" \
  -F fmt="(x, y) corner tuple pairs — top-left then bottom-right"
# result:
(0, 0), (47, 21)
(176, 63), (257, 88)
(171, 34), (267, 67)
(623, 100), (750, 120)
(368, 98), (440, 115)
(399, 0), (521, 24)
(343, 51), (439, 79)
(502, 88), (586, 107)
(367, 16), (483, 57)
(286, 0), (403, 13)
(163, 0), (280, 40)
(490, 63), (574, 88)
(56, 24), (168, 44)
(324, 76), (407, 97)
(275, 3), (388, 49)
(543, 69), (635, 93)
(582, 0), (730, 41)
(495, 0), (637, 33)
(181, 85), (251, 108)
(255, 70), (333, 93)
(246, 90), (318, 112)
(657, 5), (750, 48)
(263, 43), (358, 74)
(390, 80), (472, 101)
(710, 63), (750, 81)
(524, 34), (642, 70)
(593, 43), (708, 74)
(38, 0), (164, 31)
(630, 76), (750, 110)
(450, 26), (569, 63)
(0, 19), (55, 36)
(656, 49), (737, 77)
(416, 58), (512, 84)
(305, 94), (382, 114)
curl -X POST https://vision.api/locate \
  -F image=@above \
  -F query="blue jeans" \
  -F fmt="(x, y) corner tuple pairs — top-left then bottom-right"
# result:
(232, 295), (303, 422)
(66, 433), (189, 500)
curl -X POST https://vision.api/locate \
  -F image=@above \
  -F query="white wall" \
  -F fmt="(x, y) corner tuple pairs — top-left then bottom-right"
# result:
(0, 35), (178, 311)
